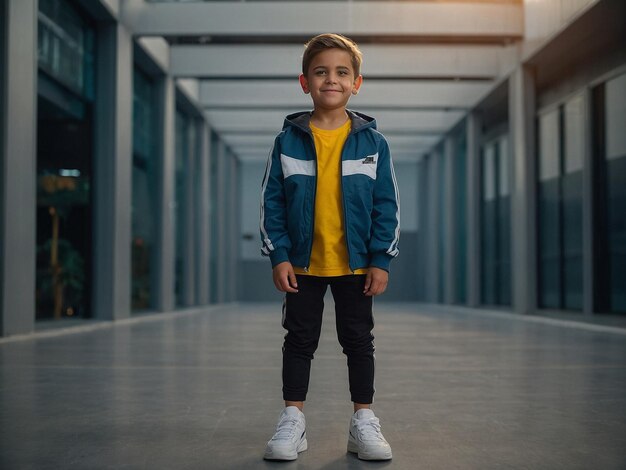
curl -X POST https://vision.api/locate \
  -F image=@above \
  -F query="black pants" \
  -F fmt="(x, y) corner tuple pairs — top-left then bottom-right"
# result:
(282, 274), (375, 404)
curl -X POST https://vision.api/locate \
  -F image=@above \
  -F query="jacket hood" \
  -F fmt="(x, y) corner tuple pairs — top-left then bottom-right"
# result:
(283, 110), (377, 134)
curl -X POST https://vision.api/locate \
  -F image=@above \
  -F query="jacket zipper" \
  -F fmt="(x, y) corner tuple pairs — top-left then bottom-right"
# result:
(289, 112), (372, 273)
(340, 132), (354, 273)
(304, 131), (317, 272)
(304, 118), (357, 273)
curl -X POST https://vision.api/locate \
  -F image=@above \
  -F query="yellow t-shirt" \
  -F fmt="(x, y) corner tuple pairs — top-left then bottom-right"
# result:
(294, 119), (367, 276)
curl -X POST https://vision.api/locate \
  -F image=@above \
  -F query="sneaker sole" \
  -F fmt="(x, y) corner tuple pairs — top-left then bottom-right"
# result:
(347, 436), (392, 461)
(264, 438), (308, 461)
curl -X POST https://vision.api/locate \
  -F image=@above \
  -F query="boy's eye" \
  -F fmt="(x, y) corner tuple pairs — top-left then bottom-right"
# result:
(315, 70), (327, 75)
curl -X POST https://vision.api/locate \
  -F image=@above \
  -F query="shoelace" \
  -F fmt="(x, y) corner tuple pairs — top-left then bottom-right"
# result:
(355, 417), (385, 442)
(272, 417), (300, 440)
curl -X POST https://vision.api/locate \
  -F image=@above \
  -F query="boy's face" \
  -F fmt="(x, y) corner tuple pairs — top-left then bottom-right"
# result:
(299, 48), (362, 113)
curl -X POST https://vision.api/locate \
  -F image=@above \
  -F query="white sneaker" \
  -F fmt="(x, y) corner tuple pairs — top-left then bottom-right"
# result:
(264, 406), (308, 460)
(347, 409), (392, 460)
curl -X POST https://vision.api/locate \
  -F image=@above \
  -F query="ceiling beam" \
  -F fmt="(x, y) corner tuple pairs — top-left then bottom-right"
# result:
(171, 44), (514, 79)
(204, 109), (463, 134)
(198, 80), (491, 109)
(122, 1), (523, 39)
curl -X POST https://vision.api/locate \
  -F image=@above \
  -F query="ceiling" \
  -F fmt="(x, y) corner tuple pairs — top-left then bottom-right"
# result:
(122, 0), (524, 162)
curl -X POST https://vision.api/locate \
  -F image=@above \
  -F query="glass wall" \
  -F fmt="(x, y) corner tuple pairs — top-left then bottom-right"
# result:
(224, 148), (234, 301)
(188, 118), (198, 302)
(193, 124), (203, 304)
(131, 67), (158, 312)
(537, 94), (584, 311)
(36, 0), (95, 320)
(38, 0), (94, 99)
(604, 73), (626, 313)
(437, 148), (445, 303)
(537, 109), (561, 308)
(0, 2), (5, 240)
(497, 137), (511, 306)
(209, 133), (219, 303)
(562, 95), (584, 310)
(174, 105), (200, 307)
(174, 109), (190, 307)
(481, 135), (511, 307)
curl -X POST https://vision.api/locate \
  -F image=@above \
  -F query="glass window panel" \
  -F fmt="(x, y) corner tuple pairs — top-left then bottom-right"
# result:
(497, 136), (511, 305)
(174, 109), (189, 307)
(481, 144), (497, 305)
(539, 109), (560, 181)
(187, 119), (198, 303)
(191, 121), (203, 304)
(481, 136), (511, 307)
(438, 151), (446, 303)
(562, 93), (585, 310)
(562, 170), (583, 310)
(538, 108), (563, 309)
(483, 144), (495, 201)
(37, 0), (93, 99)
(564, 93), (585, 173)
(606, 156), (626, 312)
(606, 73), (626, 160)
(1, 2), (5, 234)
(607, 156), (626, 313)
(497, 193), (512, 306)
(498, 136), (509, 197)
(454, 129), (467, 304)
(225, 150), (234, 300)
(35, 1), (95, 321)
(605, 73), (626, 312)
(209, 135), (219, 303)
(537, 97), (584, 312)
(133, 70), (156, 158)
(131, 68), (158, 312)
(481, 199), (496, 305)
(540, 262), (561, 308)
(538, 179), (561, 309)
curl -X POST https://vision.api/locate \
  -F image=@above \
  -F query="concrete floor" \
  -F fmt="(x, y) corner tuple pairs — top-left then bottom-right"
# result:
(1, 302), (626, 470)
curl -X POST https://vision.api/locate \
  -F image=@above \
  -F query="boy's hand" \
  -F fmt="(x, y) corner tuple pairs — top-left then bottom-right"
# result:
(364, 267), (388, 296)
(272, 261), (299, 293)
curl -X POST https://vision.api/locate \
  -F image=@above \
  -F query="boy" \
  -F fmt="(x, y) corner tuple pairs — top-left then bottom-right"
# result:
(259, 33), (399, 461)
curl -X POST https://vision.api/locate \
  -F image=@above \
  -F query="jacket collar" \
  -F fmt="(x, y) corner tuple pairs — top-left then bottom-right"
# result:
(283, 110), (376, 135)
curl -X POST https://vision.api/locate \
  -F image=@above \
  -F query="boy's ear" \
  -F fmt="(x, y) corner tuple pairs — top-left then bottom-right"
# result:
(299, 74), (310, 94)
(352, 75), (363, 95)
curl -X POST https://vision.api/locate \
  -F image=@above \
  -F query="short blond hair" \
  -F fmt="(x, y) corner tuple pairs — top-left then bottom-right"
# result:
(302, 33), (363, 77)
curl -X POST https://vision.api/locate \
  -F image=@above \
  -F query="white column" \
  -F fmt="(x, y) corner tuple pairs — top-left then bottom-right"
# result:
(216, 140), (227, 303)
(195, 121), (211, 305)
(1, 0), (37, 335)
(93, 21), (133, 320)
(231, 154), (240, 301)
(508, 65), (537, 315)
(181, 119), (196, 306)
(443, 135), (456, 304)
(466, 112), (482, 308)
(154, 75), (176, 312)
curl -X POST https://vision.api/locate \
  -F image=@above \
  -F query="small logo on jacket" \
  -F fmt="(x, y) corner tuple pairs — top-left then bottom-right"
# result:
(362, 156), (376, 164)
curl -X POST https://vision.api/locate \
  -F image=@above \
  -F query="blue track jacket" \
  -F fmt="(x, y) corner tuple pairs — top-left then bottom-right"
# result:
(260, 110), (400, 272)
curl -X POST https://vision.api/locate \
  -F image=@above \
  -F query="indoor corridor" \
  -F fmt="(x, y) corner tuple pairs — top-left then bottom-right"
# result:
(2, 2), (626, 468)
(2, 301), (626, 469)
